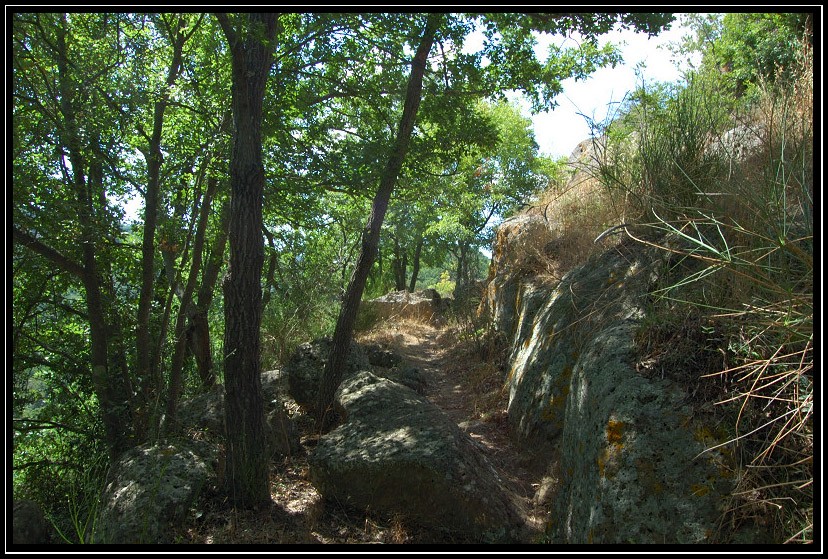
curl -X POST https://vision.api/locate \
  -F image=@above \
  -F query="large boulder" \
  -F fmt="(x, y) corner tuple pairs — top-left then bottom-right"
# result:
(12, 499), (52, 545)
(284, 338), (428, 408)
(308, 371), (526, 543)
(93, 443), (210, 544)
(284, 337), (371, 410)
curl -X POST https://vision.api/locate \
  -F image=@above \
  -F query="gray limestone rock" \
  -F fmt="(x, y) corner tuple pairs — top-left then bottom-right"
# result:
(93, 443), (209, 544)
(308, 371), (526, 543)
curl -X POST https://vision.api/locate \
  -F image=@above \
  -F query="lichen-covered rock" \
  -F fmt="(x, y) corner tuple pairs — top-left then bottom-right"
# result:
(382, 363), (428, 396)
(363, 343), (403, 368)
(505, 235), (662, 449)
(554, 323), (731, 543)
(484, 226), (736, 543)
(284, 337), (371, 410)
(479, 214), (558, 337)
(266, 405), (302, 457)
(12, 499), (51, 545)
(93, 443), (209, 544)
(308, 371), (526, 542)
(285, 338), (428, 407)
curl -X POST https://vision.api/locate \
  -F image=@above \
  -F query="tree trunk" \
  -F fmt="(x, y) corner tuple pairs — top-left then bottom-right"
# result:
(216, 12), (278, 509)
(55, 16), (134, 459)
(316, 14), (442, 426)
(408, 233), (424, 292)
(135, 27), (186, 439)
(163, 176), (218, 433)
(190, 195), (230, 387)
(392, 236), (407, 291)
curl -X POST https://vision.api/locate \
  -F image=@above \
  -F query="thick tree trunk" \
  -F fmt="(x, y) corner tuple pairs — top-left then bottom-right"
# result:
(217, 12), (278, 509)
(316, 14), (442, 426)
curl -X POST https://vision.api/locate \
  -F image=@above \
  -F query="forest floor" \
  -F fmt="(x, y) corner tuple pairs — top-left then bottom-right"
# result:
(176, 316), (550, 545)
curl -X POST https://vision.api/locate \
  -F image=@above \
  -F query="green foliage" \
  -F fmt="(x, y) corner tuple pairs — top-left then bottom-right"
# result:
(432, 271), (456, 298)
(674, 13), (813, 100)
(12, 10), (678, 528)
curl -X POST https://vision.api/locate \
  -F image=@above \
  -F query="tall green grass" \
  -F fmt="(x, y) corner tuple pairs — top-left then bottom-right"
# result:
(590, 40), (813, 544)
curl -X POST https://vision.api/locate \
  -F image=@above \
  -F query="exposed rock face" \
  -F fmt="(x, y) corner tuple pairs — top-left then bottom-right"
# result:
(483, 225), (735, 543)
(479, 213), (558, 337)
(13, 499), (52, 545)
(94, 443), (210, 544)
(308, 371), (526, 543)
(708, 122), (766, 164)
(285, 337), (428, 408)
(361, 288), (448, 324)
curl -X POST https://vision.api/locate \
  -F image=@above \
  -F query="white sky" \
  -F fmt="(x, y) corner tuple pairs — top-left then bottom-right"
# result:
(524, 18), (701, 159)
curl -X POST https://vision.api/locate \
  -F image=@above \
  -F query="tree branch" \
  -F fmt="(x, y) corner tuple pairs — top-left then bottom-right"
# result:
(13, 226), (86, 278)
(13, 418), (98, 438)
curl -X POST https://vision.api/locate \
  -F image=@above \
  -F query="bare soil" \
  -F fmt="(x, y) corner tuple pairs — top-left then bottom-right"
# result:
(174, 317), (550, 545)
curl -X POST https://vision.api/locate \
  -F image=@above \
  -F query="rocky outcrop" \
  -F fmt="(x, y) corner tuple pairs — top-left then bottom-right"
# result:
(360, 288), (448, 324)
(12, 499), (52, 545)
(93, 443), (210, 544)
(284, 337), (428, 409)
(479, 213), (558, 337)
(308, 371), (526, 542)
(483, 220), (736, 543)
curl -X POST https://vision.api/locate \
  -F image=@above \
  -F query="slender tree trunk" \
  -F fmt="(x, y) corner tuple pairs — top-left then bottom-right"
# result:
(190, 195), (230, 387)
(135, 28), (186, 439)
(316, 14), (442, 426)
(163, 176), (218, 432)
(55, 16), (134, 459)
(216, 12), (278, 509)
(408, 233), (424, 292)
(392, 236), (407, 291)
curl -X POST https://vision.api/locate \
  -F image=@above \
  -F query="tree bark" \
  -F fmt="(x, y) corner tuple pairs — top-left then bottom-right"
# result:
(392, 235), (407, 291)
(408, 232), (424, 292)
(163, 176), (218, 432)
(316, 14), (442, 426)
(54, 15), (134, 459)
(216, 12), (278, 509)
(190, 195), (230, 387)
(135, 23), (186, 439)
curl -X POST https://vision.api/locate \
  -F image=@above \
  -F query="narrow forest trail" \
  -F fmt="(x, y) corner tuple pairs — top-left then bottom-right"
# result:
(181, 318), (553, 544)
(362, 319), (550, 541)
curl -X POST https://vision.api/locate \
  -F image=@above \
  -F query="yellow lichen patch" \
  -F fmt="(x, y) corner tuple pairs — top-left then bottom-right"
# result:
(606, 419), (625, 445)
(598, 419), (626, 479)
(690, 483), (711, 497)
(597, 444), (622, 479)
(540, 364), (573, 422)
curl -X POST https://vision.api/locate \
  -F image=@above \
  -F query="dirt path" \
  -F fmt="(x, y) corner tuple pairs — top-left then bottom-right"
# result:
(369, 320), (548, 540)
(180, 319), (551, 544)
